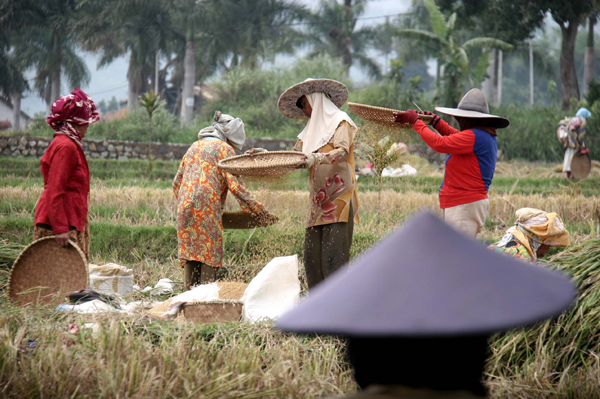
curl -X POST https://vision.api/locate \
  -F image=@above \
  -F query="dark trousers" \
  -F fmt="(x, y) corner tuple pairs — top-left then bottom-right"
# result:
(183, 261), (217, 291)
(304, 205), (354, 289)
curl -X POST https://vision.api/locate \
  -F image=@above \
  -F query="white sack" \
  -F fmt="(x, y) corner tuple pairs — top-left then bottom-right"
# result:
(56, 299), (124, 314)
(162, 283), (220, 320)
(152, 278), (175, 296)
(381, 164), (417, 177)
(241, 255), (300, 323)
(89, 263), (134, 296)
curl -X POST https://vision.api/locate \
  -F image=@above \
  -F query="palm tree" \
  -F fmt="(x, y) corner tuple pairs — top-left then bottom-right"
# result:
(200, 0), (307, 71)
(1, 0), (90, 113)
(307, 0), (380, 78)
(396, 0), (513, 106)
(76, 0), (176, 110)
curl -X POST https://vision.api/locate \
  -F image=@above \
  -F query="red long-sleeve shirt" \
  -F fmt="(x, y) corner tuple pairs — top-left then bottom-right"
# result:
(413, 119), (497, 209)
(34, 134), (90, 234)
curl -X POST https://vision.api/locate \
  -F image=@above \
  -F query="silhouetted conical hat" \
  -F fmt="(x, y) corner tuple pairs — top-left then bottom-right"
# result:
(277, 212), (575, 336)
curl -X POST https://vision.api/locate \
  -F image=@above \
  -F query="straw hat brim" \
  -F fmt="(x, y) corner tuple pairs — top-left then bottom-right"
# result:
(278, 79), (349, 120)
(8, 236), (88, 307)
(435, 107), (510, 128)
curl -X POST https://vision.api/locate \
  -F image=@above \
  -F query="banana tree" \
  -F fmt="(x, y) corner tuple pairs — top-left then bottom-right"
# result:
(139, 90), (166, 161)
(396, 0), (513, 106)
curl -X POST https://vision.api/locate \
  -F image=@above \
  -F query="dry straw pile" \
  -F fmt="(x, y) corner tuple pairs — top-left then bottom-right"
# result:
(488, 238), (600, 397)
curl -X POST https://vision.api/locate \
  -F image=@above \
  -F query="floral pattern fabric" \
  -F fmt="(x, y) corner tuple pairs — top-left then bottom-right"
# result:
(559, 116), (586, 150)
(294, 121), (359, 228)
(173, 139), (265, 268)
(489, 237), (533, 262)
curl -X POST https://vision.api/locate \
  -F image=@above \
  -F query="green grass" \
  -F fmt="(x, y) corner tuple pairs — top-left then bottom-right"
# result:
(2, 157), (599, 195)
(2, 154), (600, 397)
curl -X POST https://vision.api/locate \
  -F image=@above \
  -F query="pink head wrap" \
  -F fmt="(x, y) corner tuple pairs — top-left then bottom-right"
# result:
(46, 88), (100, 147)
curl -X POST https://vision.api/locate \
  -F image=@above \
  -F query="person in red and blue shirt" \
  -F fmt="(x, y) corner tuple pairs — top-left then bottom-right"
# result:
(394, 89), (510, 238)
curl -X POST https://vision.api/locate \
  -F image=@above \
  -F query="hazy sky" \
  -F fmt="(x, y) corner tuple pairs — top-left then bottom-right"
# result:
(20, 0), (412, 116)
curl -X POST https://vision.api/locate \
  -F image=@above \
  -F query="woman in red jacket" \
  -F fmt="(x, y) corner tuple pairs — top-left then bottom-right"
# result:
(33, 88), (100, 260)
(394, 89), (509, 238)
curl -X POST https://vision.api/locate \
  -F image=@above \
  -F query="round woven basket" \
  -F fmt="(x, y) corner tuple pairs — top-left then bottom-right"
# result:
(222, 211), (279, 229)
(571, 152), (591, 179)
(348, 102), (434, 127)
(182, 300), (243, 323)
(218, 151), (305, 176)
(8, 236), (88, 307)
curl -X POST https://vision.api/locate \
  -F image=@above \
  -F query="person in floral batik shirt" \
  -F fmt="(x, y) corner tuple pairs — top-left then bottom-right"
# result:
(174, 111), (269, 290)
(277, 79), (359, 289)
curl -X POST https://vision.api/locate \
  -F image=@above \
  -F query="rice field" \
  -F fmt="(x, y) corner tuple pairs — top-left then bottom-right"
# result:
(1, 155), (600, 398)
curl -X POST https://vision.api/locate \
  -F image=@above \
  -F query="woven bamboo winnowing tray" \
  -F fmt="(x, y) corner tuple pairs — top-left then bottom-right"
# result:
(348, 102), (434, 127)
(8, 237), (88, 307)
(218, 151), (305, 176)
(182, 300), (243, 323)
(222, 211), (279, 229)
(571, 152), (591, 179)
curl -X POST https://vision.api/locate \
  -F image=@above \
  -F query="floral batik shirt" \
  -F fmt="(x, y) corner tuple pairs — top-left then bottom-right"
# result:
(173, 139), (265, 268)
(489, 236), (534, 262)
(294, 121), (359, 228)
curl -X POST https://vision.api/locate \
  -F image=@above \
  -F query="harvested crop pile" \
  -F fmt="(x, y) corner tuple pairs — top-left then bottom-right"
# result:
(488, 238), (600, 375)
(217, 281), (248, 300)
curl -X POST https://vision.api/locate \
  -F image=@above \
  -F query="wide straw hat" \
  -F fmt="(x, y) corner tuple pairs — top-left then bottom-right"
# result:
(278, 78), (349, 119)
(277, 212), (575, 337)
(8, 236), (88, 307)
(435, 88), (510, 128)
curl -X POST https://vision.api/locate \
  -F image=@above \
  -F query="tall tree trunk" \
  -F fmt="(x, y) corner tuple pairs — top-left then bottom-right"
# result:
(482, 49), (497, 105)
(497, 50), (503, 106)
(529, 40), (534, 105)
(559, 21), (581, 110)
(45, 81), (52, 115)
(127, 51), (139, 110)
(155, 50), (160, 94)
(181, 41), (196, 126)
(50, 31), (62, 101)
(583, 16), (595, 98)
(342, 0), (352, 71)
(11, 92), (21, 131)
(181, 18), (196, 127)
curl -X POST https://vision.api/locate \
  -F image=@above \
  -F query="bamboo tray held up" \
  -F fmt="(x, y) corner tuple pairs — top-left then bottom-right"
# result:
(222, 211), (279, 229)
(348, 102), (434, 127)
(218, 151), (305, 176)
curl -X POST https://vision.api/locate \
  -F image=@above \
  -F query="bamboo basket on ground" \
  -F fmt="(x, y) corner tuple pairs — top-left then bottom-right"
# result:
(218, 151), (305, 176)
(182, 300), (243, 323)
(348, 102), (434, 128)
(8, 237), (88, 307)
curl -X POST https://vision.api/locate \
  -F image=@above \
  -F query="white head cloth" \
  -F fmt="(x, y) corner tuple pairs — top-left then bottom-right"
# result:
(298, 92), (356, 154)
(198, 111), (246, 151)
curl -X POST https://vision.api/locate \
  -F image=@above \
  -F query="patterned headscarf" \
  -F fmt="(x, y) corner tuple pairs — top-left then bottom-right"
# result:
(46, 88), (100, 147)
(504, 208), (570, 259)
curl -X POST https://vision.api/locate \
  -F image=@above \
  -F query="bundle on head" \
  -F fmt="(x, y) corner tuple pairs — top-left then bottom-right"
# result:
(488, 238), (600, 381)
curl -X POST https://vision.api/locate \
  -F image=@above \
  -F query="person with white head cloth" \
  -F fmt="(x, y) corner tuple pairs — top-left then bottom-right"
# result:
(276, 78), (359, 289)
(173, 111), (270, 290)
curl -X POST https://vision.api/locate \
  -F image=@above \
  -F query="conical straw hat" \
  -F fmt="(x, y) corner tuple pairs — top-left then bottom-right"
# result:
(278, 78), (349, 119)
(435, 89), (510, 128)
(277, 212), (575, 337)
